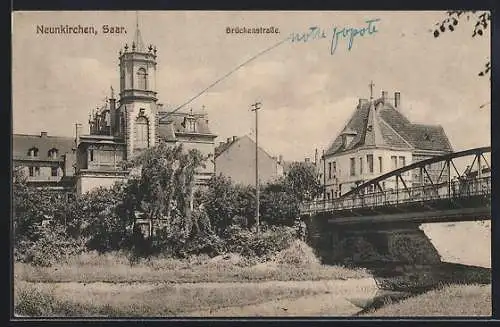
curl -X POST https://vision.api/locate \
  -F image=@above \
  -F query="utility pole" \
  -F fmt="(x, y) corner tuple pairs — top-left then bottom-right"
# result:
(322, 150), (326, 208)
(251, 101), (262, 236)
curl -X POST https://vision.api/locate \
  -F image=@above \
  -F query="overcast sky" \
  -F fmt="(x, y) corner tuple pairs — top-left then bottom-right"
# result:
(12, 11), (490, 161)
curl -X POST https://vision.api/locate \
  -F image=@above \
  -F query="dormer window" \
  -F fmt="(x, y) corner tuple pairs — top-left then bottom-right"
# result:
(48, 148), (58, 159)
(341, 128), (357, 148)
(182, 116), (197, 133)
(28, 147), (39, 157)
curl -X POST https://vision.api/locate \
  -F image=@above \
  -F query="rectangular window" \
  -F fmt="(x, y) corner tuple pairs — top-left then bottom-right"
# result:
(379, 156), (383, 173)
(51, 167), (58, 177)
(399, 156), (406, 175)
(90, 149), (94, 162)
(35, 167), (40, 176)
(359, 157), (363, 175)
(29, 167), (34, 177)
(391, 156), (397, 170)
(350, 158), (356, 176)
(332, 162), (337, 174)
(367, 154), (374, 173)
(399, 156), (406, 168)
(328, 162), (332, 179)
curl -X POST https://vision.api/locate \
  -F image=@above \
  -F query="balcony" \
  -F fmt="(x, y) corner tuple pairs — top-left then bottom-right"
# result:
(120, 89), (157, 101)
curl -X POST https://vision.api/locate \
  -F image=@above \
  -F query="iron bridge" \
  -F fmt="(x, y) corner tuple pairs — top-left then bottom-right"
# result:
(300, 147), (491, 225)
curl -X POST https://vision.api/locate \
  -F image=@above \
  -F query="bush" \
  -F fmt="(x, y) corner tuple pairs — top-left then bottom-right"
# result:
(273, 240), (320, 266)
(223, 224), (296, 260)
(15, 222), (85, 267)
(181, 233), (226, 258)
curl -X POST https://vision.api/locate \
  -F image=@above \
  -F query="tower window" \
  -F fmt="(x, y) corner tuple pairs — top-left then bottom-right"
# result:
(134, 115), (149, 149)
(51, 167), (58, 177)
(35, 167), (40, 176)
(29, 167), (34, 177)
(137, 67), (147, 90)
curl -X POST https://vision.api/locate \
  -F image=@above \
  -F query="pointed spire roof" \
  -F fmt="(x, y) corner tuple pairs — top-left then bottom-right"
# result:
(133, 12), (145, 52)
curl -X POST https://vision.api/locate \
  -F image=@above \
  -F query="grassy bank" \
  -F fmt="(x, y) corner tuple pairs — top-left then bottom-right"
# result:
(15, 251), (370, 284)
(363, 284), (491, 317)
(14, 278), (379, 317)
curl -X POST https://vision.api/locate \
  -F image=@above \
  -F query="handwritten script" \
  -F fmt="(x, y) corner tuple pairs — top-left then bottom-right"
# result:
(289, 18), (381, 55)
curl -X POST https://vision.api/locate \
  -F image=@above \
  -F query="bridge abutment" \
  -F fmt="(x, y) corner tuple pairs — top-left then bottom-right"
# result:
(306, 218), (442, 266)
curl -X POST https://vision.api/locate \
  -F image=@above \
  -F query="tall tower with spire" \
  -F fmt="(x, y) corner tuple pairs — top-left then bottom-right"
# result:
(117, 13), (158, 158)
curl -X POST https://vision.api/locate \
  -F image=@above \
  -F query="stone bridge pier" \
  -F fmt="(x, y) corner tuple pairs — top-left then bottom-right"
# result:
(304, 216), (441, 266)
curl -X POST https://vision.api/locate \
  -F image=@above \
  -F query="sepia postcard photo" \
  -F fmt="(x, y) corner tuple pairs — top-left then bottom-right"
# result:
(12, 10), (491, 318)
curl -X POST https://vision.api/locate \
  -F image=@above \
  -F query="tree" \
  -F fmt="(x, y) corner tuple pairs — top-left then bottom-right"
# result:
(13, 169), (85, 265)
(260, 182), (299, 226)
(13, 169), (68, 246)
(202, 174), (238, 234)
(65, 184), (132, 252)
(283, 162), (322, 202)
(126, 142), (206, 230)
(122, 142), (220, 256)
(260, 162), (322, 226)
(433, 11), (491, 78)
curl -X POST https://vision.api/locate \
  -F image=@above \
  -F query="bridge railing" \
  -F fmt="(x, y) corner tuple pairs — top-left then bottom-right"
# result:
(300, 176), (490, 215)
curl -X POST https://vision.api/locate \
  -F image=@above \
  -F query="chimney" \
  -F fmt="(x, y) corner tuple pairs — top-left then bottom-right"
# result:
(40, 131), (48, 137)
(305, 157), (311, 163)
(226, 137), (231, 143)
(233, 136), (237, 142)
(394, 92), (401, 109)
(381, 91), (388, 103)
(314, 148), (318, 165)
(219, 141), (225, 147)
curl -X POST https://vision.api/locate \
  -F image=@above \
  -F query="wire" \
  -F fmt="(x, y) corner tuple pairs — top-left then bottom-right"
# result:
(159, 36), (291, 120)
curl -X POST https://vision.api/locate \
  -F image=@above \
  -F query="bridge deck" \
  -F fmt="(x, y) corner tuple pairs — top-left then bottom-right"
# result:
(300, 177), (490, 226)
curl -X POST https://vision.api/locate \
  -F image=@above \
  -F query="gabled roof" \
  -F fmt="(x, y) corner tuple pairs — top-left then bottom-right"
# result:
(325, 97), (453, 156)
(13, 133), (74, 159)
(214, 135), (276, 161)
